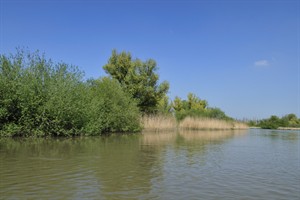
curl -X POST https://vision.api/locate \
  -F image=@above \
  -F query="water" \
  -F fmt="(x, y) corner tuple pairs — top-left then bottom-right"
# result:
(0, 129), (299, 200)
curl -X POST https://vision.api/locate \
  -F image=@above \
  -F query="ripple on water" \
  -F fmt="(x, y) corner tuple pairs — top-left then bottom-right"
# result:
(0, 130), (299, 199)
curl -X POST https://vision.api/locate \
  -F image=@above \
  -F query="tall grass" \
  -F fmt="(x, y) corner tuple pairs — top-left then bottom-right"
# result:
(179, 117), (249, 130)
(141, 115), (248, 132)
(232, 121), (249, 130)
(141, 115), (177, 132)
(179, 117), (233, 130)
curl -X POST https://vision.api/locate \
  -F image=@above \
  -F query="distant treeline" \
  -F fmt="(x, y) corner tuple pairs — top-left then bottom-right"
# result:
(248, 114), (300, 129)
(171, 93), (232, 121)
(0, 49), (234, 136)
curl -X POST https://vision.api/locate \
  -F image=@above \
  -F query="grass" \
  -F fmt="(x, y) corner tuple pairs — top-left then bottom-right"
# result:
(141, 115), (248, 132)
(179, 117), (232, 130)
(141, 115), (177, 132)
(232, 121), (249, 130)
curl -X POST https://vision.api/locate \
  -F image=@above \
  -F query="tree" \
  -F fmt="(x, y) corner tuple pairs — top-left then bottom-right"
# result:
(187, 93), (207, 111)
(172, 93), (230, 121)
(173, 97), (183, 112)
(157, 94), (172, 115)
(103, 50), (169, 114)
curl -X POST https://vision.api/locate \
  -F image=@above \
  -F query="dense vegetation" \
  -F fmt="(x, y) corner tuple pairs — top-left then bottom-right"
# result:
(1, 49), (241, 137)
(0, 50), (140, 136)
(103, 50), (169, 114)
(248, 114), (300, 129)
(172, 93), (232, 121)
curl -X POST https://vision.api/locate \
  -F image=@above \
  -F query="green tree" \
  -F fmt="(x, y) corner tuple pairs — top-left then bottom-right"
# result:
(172, 93), (230, 121)
(259, 115), (281, 129)
(103, 49), (169, 114)
(173, 97), (183, 112)
(187, 93), (207, 111)
(285, 114), (299, 127)
(157, 94), (172, 115)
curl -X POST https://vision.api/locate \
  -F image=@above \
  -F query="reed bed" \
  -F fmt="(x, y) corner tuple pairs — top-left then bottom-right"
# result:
(178, 117), (248, 130)
(232, 121), (249, 130)
(141, 115), (177, 132)
(141, 115), (248, 132)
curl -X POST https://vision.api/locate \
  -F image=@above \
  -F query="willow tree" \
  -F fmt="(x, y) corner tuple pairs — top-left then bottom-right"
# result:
(103, 50), (169, 114)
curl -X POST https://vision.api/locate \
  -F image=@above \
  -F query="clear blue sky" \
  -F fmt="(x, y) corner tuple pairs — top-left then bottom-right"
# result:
(1, 0), (299, 119)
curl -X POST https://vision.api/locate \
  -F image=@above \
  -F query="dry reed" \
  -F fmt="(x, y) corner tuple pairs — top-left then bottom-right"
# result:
(141, 115), (248, 132)
(141, 115), (177, 132)
(179, 117), (248, 130)
(232, 121), (249, 130)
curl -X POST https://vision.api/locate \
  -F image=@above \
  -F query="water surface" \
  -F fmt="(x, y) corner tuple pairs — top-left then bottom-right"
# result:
(0, 129), (299, 199)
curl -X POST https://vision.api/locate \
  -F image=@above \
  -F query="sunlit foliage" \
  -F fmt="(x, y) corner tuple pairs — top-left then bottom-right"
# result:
(103, 49), (169, 114)
(0, 49), (140, 136)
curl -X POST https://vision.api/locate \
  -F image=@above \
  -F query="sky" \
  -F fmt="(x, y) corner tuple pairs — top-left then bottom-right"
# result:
(0, 0), (299, 119)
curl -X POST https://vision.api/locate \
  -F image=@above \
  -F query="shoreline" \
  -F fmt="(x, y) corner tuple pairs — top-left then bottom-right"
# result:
(249, 127), (300, 131)
(277, 127), (300, 130)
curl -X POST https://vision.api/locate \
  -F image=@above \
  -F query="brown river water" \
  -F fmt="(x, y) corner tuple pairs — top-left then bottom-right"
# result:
(0, 129), (299, 199)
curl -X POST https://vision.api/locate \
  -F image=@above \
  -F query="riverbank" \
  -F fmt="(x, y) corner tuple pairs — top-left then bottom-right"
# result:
(142, 115), (249, 132)
(277, 127), (300, 130)
(249, 127), (300, 130)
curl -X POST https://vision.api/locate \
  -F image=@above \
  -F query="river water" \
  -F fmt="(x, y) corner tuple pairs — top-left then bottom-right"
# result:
(0, 129), (299, 199)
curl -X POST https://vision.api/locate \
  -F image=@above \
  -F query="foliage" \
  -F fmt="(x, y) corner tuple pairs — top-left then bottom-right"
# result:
(0, 49), (141, 137)
(252, 114), (300, 129)
(83, 77), (141, 135)
(172, 93), (231, 121)
(103, 49), (169, 114)
(157, 94), (172, 115)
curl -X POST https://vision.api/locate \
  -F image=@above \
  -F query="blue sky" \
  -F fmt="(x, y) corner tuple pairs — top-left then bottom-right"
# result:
(0, 0), (299, 119)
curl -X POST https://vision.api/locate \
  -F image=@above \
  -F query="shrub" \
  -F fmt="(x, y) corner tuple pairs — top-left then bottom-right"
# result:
(83, 78), (141, 135)
(0, 49), (141, 136)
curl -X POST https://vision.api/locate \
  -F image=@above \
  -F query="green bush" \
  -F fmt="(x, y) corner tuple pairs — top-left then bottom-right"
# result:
(173, 94), (231, 121)
(83, 78), (141, 135)
(175, 108), (232, 121)
(257, 114), (300, 129)
(0, 49), (141, 137)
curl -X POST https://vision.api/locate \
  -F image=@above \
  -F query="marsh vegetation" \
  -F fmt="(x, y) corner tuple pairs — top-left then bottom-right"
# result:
(0, 48), (267, 137)
(248, 114), (300, 129)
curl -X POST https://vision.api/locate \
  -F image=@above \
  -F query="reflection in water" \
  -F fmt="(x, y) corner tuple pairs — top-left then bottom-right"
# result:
(141, 130), (247, 146)
(0, 129), (299, 199)
(0, 136), (163, 199)
(260, 129), (299, 141)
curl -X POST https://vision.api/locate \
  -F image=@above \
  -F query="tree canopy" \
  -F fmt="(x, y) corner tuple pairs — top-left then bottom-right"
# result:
(172, 93), (231, 121)
(103, 50), (169, 114)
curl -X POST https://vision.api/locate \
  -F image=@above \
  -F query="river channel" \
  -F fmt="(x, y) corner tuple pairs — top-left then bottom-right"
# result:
(0, 129), (299, 199)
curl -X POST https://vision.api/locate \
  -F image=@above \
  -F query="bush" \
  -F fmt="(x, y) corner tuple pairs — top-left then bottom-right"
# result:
(0, 49), (141, 137)
(257, 114), (300, 129)
(83, 78), (141, 135)
(172, 93), (232, 121)
(175, 107), (232, 121)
